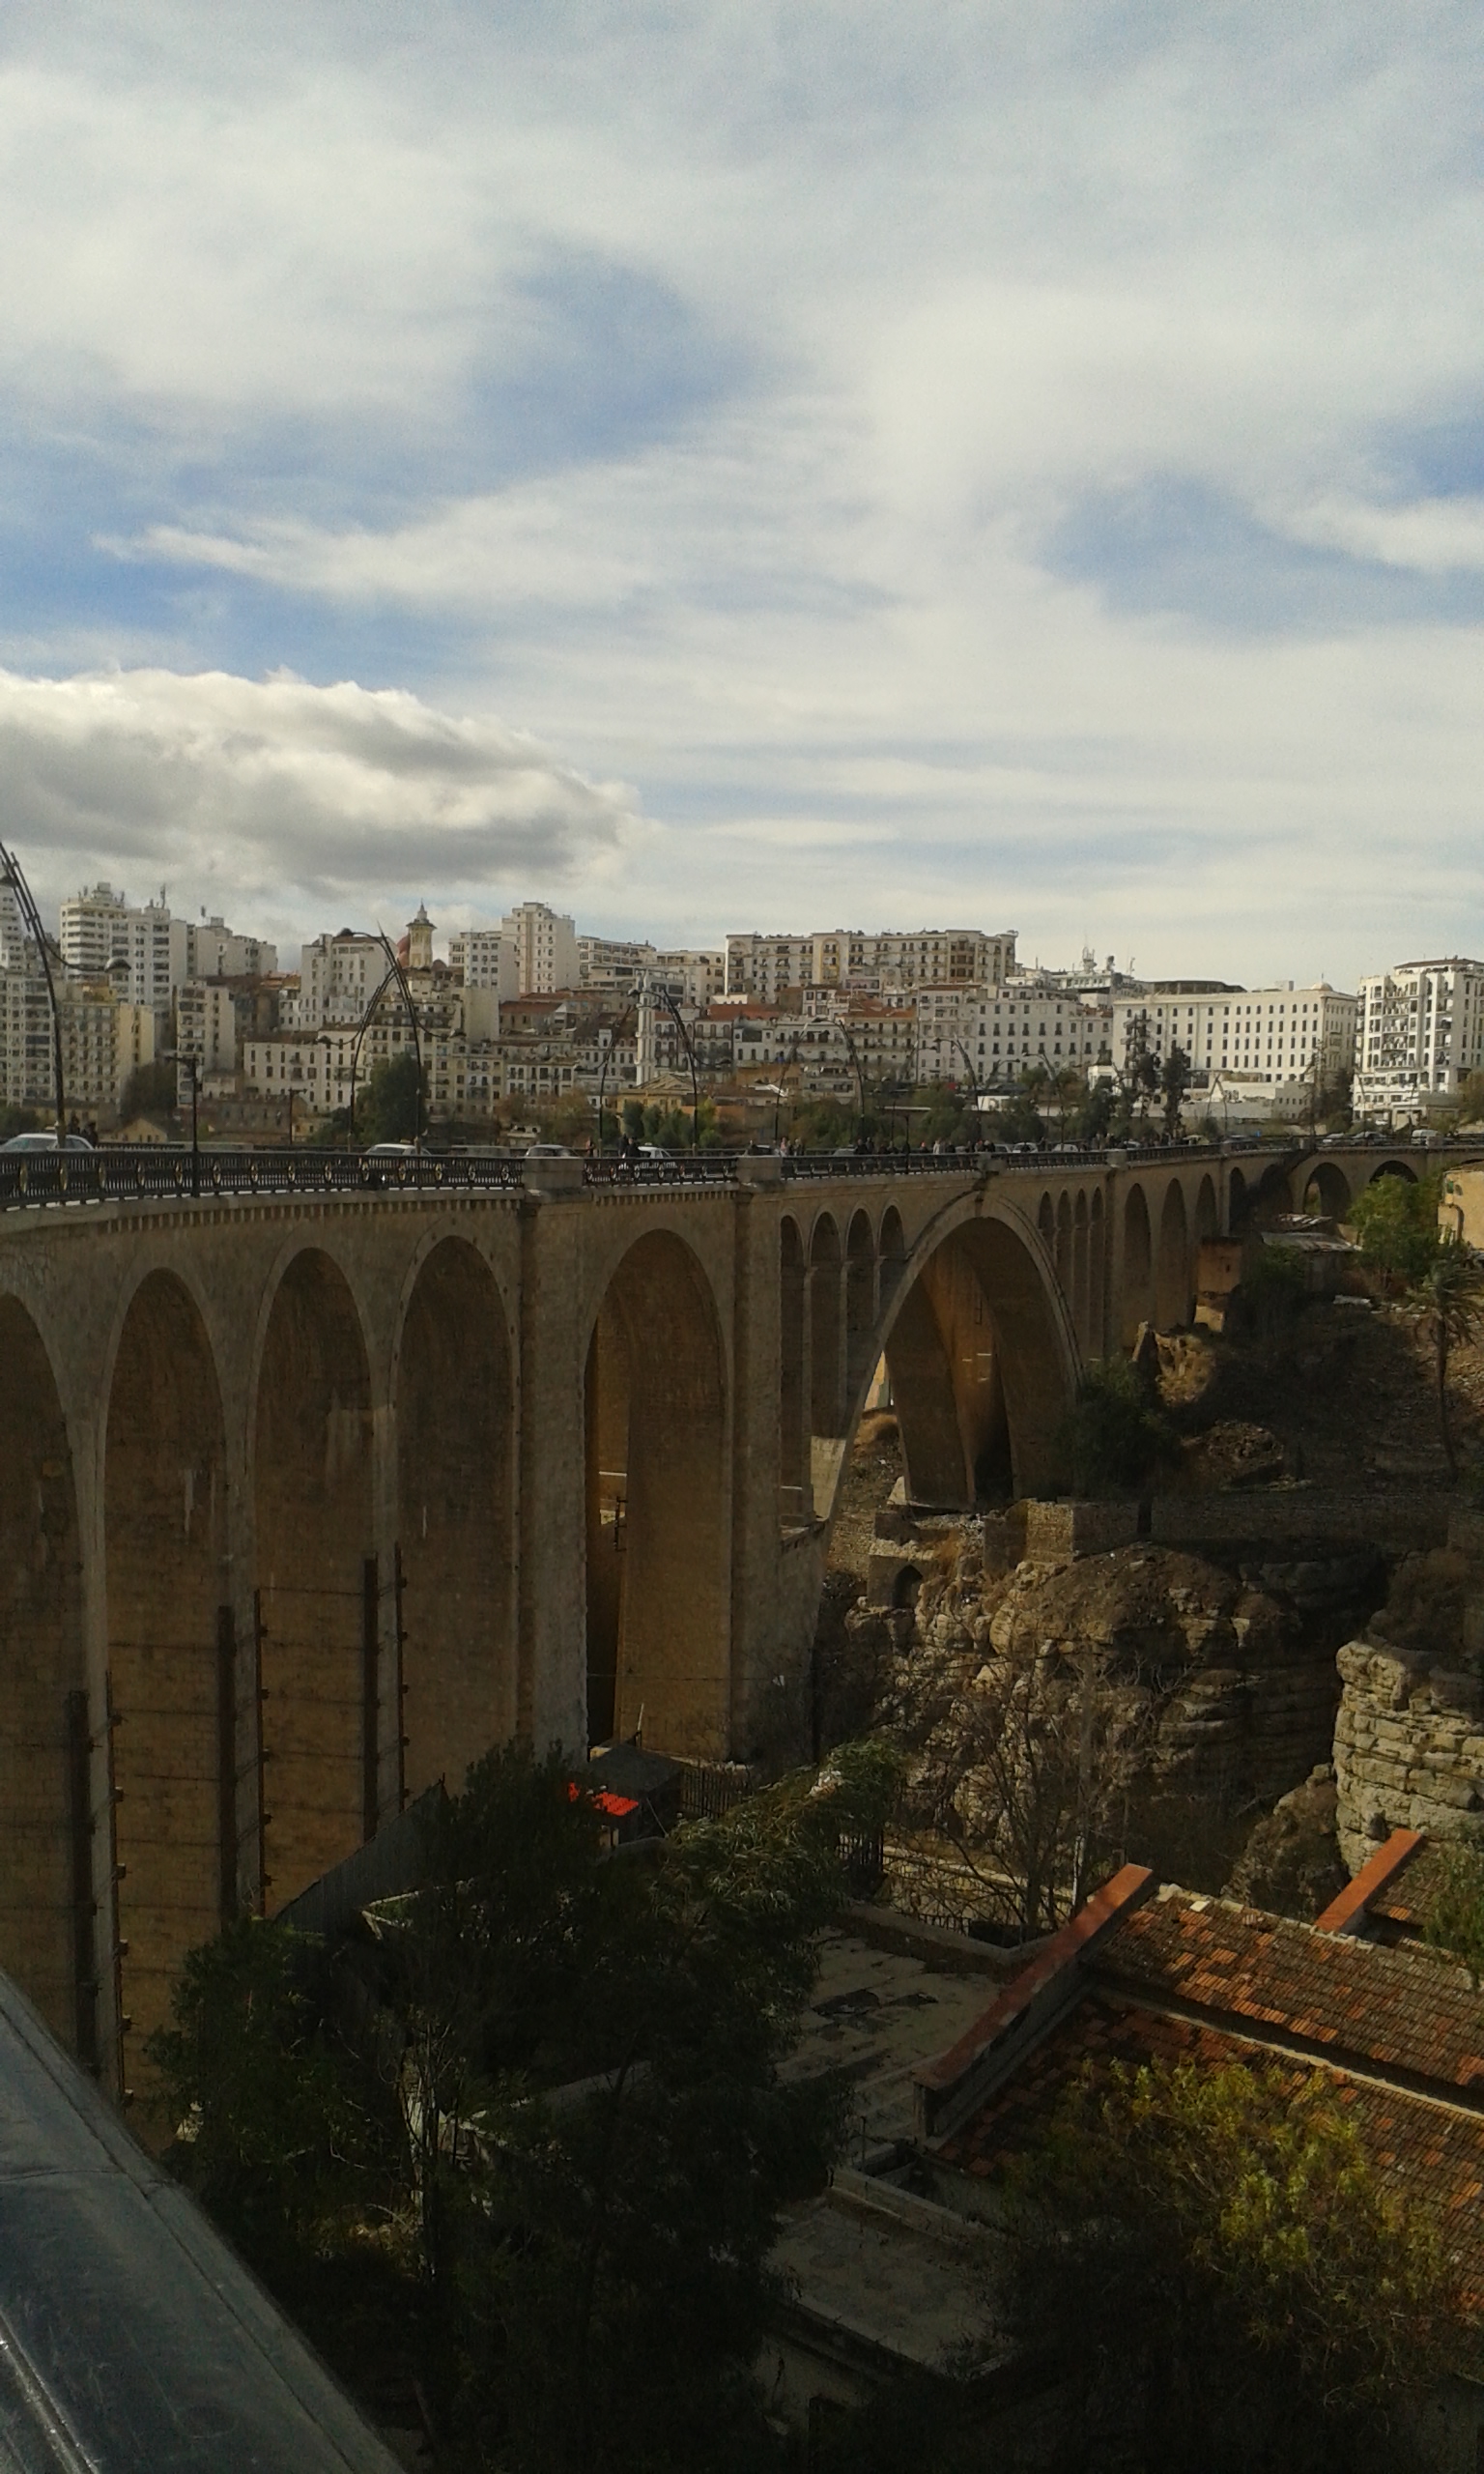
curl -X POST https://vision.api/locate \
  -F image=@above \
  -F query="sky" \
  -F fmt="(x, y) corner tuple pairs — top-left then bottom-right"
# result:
(2, 0), (1483, 987)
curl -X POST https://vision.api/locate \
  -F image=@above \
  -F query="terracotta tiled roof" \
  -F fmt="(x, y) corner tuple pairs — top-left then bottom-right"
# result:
(1090, 1890), (1484, 2099)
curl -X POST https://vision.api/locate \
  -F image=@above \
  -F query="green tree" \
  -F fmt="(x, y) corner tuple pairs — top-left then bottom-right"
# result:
(1423, 1844), (1484, 1984)
(1160, 1043), (1191, 1136)
(119, 1058), (179, 1120)
(1057, 1356), (1180, 1498)
(1416, 1240), (1484, 1476)
(357, 1050), (425, 1143)
(1352, 1176), (1484, 1473)
(149, 1739), (899, 2472)
(1350, 1172), (1442, 1285)
(1004, 2057), (1472, 2473)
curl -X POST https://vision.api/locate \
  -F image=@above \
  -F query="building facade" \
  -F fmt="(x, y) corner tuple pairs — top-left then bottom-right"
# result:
(1355, 959), (1484, 1117)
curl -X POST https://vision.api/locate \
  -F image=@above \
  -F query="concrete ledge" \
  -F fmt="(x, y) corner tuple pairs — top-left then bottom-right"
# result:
(521, 1154), (584, 1194)
(839, 1900), (1034, 1976)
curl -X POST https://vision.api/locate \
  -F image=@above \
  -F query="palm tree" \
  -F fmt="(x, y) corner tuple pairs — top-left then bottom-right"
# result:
(1417, 1241), (1484, 1477)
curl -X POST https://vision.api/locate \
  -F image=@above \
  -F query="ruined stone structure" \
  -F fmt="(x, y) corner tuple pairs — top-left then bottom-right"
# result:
(1334, 1511), (1484, 1870)
(0, 1136), (1440, 2090)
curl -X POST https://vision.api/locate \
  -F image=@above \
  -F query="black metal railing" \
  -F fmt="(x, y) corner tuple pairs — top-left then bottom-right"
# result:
(0, 1130), (1464, 1216)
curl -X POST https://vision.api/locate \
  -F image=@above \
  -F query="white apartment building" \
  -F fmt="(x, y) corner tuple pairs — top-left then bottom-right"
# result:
(1109, 984), (1356, 1109)
(725, 928), (1016, 1002)
(916, 983), (1114, 1084)
(0, 881), (27, 971)
(297, 931), (387, 1027)
(578, 936), (656, 992)
(447, 928), (517, 1000)
(1354, 960), (1484, 1116)
(60, 885), (173, 1011)
(168, 914), (278, 988)
(501, 903), (579, 995)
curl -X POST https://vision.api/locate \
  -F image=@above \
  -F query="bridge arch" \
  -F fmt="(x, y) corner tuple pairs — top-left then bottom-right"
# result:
(1302, 1159), (1353, 1220)
(0, 1298), (86, 2054)
(104, 1269), (229, 2067)
(845, 1209), (876, 1396)
(584, 1229), (728, 1760)
(809, 1213), (844, 1439)
(1155, 1180), (1189, 1327)
(1194, 1174), (1218, 1247)
(253, 1247), (376, 1913)
(1071, 1192), (1090, 1345)
(779, 1216), (808, 1522)
(871, 1196), (1077, 1510)
(878, 1205), (906, 1308)
(1122, 1184), (1154, 1341)
(393, 1237), (515, 1800)
(1088, 1190), (1105, 1350)
(1368, 1158), (1418, 1185)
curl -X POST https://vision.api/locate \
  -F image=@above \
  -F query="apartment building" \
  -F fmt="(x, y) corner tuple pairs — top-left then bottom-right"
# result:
(1109, 983), (1355, 1109)
(725, 927), (1016, 1002)
(501, 903), (580, 995)
(916, 982), (1114, 1084)
(1355, 959), (1484, 1115)
(0, 968), (157, 1113)
(59, 884), (174, 1012)
(447, 928), (517, 999)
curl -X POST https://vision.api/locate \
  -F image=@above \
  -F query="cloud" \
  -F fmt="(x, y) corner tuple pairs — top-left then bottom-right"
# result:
(1278, 492), (1484, 574)
(0, 667), (639, 946)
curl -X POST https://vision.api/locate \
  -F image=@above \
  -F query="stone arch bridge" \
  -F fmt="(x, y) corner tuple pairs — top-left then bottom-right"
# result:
(0, 1135), (1444, 2089)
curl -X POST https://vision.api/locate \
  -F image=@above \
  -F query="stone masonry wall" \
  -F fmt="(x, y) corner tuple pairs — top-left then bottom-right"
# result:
(1333, 1513), (1484, 1872)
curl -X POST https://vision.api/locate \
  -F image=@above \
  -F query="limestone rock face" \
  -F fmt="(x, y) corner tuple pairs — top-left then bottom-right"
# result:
(889, 1535), (1342, 1812)
(1331, 1537), (1484, 1872)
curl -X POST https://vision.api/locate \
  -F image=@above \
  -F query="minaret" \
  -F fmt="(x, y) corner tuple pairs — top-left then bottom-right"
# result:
(406, 903), (435, 972)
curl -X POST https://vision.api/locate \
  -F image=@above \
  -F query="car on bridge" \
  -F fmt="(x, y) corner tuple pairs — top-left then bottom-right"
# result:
(0, 1131), (95, 1152)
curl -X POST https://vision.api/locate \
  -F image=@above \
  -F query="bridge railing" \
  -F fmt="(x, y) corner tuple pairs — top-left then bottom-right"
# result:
(0, 1146), (528, 1212)
(5, 1132), (1454, 1214)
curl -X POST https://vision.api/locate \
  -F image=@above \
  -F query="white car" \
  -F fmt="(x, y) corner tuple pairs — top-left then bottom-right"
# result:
(1, 1131), (95, 1153)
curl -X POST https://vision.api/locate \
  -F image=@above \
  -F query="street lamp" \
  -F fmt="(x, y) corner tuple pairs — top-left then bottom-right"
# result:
(164, 1050), (201, 1197)
(0, 839), (67, 1141)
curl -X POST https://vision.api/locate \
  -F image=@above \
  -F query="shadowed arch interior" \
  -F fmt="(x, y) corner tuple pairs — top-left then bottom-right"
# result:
(1302, 1160), (1353, 1220)
(396, 1241), (514, 1801)
(883, 1212), (1071, 1508)
(1122, 1185), (1154, 1341)
(1156, 1181), (1189, 1327)
(1089, 1191), (1106, 1351)
(1194, 1175), (1218, 1246)
(585, 1231), (728, 1760)
(878, 1207), (905, 1306)
(105, 1272), (229, 2070)
(845, 1211), (876, 1395)
(778, 1217), (808, 1523)
(254, 1250), (374, 1913)
(809, 1215), (844, 1441)
(0, 1301), (87, 2055)
(1370, 1160), (1418, 1185)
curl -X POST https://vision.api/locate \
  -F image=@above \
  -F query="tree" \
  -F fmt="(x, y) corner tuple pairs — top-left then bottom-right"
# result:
(119, 1057), (178, 1120)
(1003, 2057), (1472, 2473)
(1416, 1240), (1484, 1476)
(357, 1050), (425, 1143)
(1422, 1844), (1484, 1984)
(1350, 1172), (1442, 1286)
(1352, 1176), (1484, 1473)
(1161, 1043), (1191, 1136)
(1057, 1356), (1180, 1499)
(149, 1739), (899, 2472)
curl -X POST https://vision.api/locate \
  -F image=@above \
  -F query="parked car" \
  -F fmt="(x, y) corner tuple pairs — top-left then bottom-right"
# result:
(0, 1131), (95, 1152)
(525, 1142), (571, 1157)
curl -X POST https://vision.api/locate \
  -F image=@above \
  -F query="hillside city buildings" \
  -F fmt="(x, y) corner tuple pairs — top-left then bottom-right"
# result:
(4, 876), (1482, 1135)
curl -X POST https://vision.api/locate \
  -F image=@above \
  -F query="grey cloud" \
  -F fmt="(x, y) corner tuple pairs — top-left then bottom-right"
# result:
(0, 667), (638, 932)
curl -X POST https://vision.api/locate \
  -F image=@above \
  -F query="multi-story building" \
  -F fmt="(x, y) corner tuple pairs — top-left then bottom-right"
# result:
(60, 884), (173, 1012)
(175, 980), (241, 1102)
(1109, 983), (1355, 1112)
(916, 983), (1114, 1085)
(1354, 960), (1484, 1116)
(447, 928), (517, 999)
(725, 927), (1016, 1002)
(297, 930), (387, 1027)
(501, 903), (580, 995)
(168, 913), (278, 988)
(0, 967), (157, 1115)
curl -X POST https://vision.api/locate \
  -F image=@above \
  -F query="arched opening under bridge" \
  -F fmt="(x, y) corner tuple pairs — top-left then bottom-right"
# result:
(396, 1240), (515, 1801)
(584, 1232), (728, 1761)
(105, 1272), (228, 2065)
(0, 1302), (87, 2056)
(1155, 1181), (1190, 1327)
(880, 1210), (1073, 1510)
(1121, 1185), (1154, 1342)
(254, 1250), (375, 1913)
(1302, 1160), (1353, 1220)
